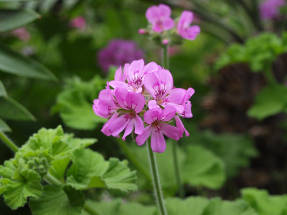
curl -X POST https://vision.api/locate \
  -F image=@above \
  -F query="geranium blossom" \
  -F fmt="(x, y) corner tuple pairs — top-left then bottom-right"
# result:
(94, 87), (145, 140)
(146, 4), (174, 33)
(109, 59), (159, 93)
(70, 16), (86, 30)
(136, 106), (180, 153)
(177, 11), (200, 41)
(260, 0), (285, 20)
(98, 40), (144, 72)
(93, 59), (194, 153)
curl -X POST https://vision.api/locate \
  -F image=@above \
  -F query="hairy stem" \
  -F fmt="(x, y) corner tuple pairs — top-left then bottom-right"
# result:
(117, 139), (152, 184)
(0, 131), (18, 153)
(162, 45), (184, 197)
(146, 142), (168, 215)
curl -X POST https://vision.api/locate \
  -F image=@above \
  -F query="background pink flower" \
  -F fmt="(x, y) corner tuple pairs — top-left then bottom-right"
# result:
(177, 11), (200, 41)
(70, 16), (86, 30)
(98, 39), (144, 72)
(260, 0), (285, 20)
(11, 28), (30, 42)
(145, 4), (174, 33)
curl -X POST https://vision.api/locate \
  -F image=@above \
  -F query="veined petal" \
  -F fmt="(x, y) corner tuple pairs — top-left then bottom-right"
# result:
(109, 80), (129, 90)
(143, 62), (160, 75)
(151, 129), (166, 153)
(175, 116), (190, 137)
(126, 91), (145, 113)
(122, 119), (134, 140)
(144, 108), (161, 124)
(162, 105), (176, 121)
(163, 17), (174, 30)
(135, 115), (144, 135)
(160, 123), (180, 140)
(114, 87), (129, 108)
(101, 113), (118, 136)
(103, 114), (129, 137)
(146, 6), (160, 22)
(148, 100), (160, 110)
(136, 126), (151, 146)
(158, 4), (172, 17)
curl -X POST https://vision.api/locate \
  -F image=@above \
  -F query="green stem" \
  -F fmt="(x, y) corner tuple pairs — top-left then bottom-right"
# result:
(146, 142), (167, 215)
(0, 131), (18, 152)
(172, 143), (184, 197)
(117, 139), (152, 184)
(161, 45), (183, 197)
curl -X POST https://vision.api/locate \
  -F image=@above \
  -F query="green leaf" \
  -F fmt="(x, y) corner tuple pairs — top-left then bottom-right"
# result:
(0, 96), (35, 121)
(182, 145), (226, 189)
(241, 188), (287, 215)
(0, 118), (11, 132)
(102, 158), (137, 192)
(204, 199), (258, 215)
(53, 77), (106, 130)
(30, 185), (84, 215)
(166, 197), (209, 215)
(248, 85), (287, 120)
(0, 9), (39, 32)
(20, 126), (96, 180)
(216, 33), (287, 72)
(0, 162), (42, 210)
(0, 80), (7, 97)
(67, 149), (109, 190)
(189, 130), (257, 178)
(82, 200), (121, 215)
(67, 149), (137, 192)
(82, 200), (156, 215)
(0, 44), (56, 80)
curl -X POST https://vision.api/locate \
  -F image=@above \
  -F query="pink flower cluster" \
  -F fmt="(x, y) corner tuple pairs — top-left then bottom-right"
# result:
(70, 16), (86, 30)
(260, 0), (285, 20)
(140, 4), (200, 42)
(93, 59), (194, 153)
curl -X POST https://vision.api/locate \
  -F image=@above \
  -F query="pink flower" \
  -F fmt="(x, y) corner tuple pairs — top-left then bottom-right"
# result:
(11, 28), (30, 41)
(94, 87), (145, 140)
(177, 11), (200, 41)
(146, 4), (174, 33)
(70, 16), (86, 30)
(109, 59), (160, 93)
(260, 0), (285, 20)
(93, 59), (195, 153)
(98, 40), (144, 72)
(136, 106), (180, 153)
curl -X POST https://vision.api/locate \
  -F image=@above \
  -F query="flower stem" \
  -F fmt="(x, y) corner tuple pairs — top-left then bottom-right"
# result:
(161, 44), (183, 197)
(0, 131), (18, 153)
(146, 142), (168, 215)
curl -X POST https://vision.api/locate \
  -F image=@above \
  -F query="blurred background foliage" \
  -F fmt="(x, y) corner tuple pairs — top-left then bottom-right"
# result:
(1, 0), (287, 214)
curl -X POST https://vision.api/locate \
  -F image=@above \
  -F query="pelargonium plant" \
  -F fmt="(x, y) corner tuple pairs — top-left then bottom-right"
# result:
(93, 59), (193, 153)
(139, 4), (200, 45)
(93, 59), (194, 215)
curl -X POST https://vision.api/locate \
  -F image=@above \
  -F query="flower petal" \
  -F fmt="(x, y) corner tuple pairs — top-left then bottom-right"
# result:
(136, 126), (151, 146)
(162, 105), (176, 121)
(158, 4), (172, 17)
(144, 108), (161, 124)
(151, 129), (166, 153)
(160, 123), (180, 140)
(122, 119), (134, 140)
(135, 115), (144, 135)
(175, 116), (190, 137)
